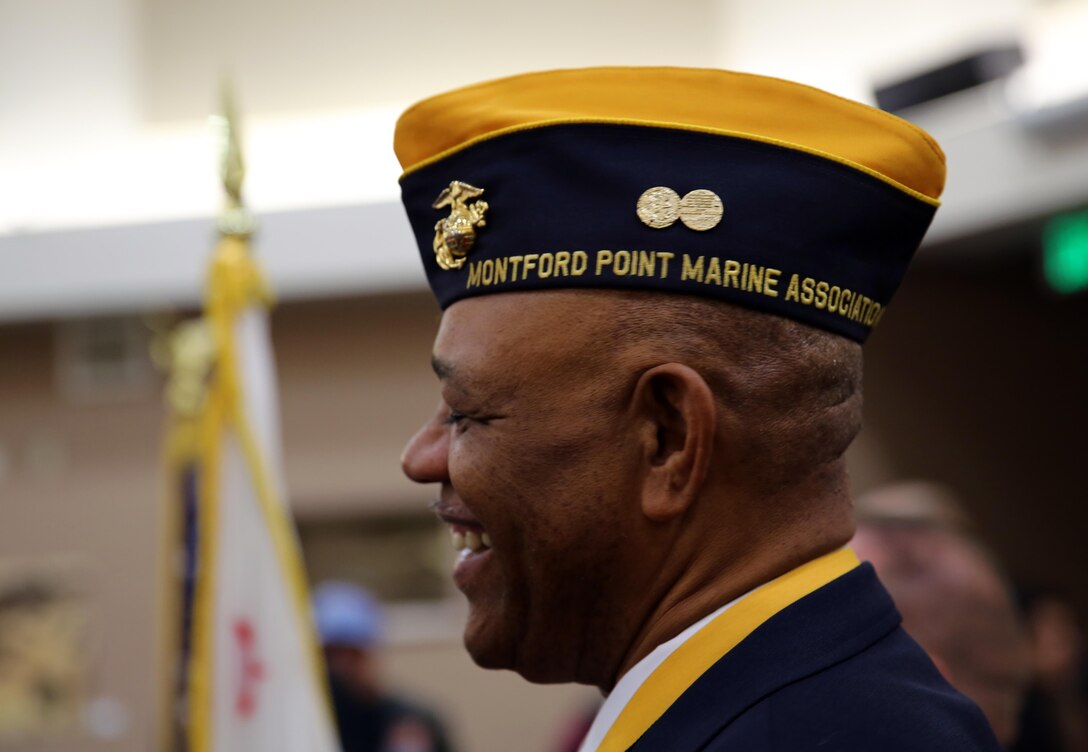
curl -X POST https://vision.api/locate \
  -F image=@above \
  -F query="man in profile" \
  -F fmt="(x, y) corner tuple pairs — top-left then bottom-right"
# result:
(396, 67), (999, 750)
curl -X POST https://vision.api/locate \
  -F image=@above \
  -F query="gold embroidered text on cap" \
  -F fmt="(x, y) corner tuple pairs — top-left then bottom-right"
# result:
(432, 181), (489, 271)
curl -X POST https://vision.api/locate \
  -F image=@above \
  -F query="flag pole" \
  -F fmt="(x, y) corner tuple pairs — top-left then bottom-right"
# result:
(154, 84), (251, 752)
(179, 83), (337, 752)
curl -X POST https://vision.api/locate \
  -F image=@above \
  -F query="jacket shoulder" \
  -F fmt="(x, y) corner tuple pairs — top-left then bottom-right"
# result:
(702, 627), (1000, 751)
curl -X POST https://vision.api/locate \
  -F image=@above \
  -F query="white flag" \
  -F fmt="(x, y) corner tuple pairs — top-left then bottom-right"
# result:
(177, 239), (341, 752)
(161, 97), (339, 752)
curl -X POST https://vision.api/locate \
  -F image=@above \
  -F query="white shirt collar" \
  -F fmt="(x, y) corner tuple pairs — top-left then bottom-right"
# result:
(577, 592), (750, 752)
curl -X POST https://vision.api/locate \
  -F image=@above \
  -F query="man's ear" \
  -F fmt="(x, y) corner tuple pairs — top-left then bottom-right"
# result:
(632, 363), (716, 522)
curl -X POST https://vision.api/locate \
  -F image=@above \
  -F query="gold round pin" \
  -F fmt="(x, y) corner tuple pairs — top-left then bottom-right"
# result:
(679, 189), (724, 231)
(636, 187), (681, 229)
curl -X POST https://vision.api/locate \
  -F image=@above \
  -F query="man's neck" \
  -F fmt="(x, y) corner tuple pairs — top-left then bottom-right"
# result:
(606, 533), (848, 690)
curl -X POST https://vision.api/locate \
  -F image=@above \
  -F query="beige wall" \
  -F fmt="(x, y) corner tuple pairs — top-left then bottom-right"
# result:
(0, 320), (163, 751)
(140, 0), (721, 121)
(274, 293), (442, 516)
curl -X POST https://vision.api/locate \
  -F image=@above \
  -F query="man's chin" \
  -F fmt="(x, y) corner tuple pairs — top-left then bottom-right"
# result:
(461, 617), (515, 671)
(462, 621), (574, 684)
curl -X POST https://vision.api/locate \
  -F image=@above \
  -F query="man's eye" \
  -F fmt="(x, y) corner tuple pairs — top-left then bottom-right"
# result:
(444, 411), (469, 426)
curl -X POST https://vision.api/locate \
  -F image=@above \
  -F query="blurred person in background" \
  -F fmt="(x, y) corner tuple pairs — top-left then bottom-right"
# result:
(851, 482), (1033, 748)
(313, 582), (455, 752)
(1013, 587), (1088, 752)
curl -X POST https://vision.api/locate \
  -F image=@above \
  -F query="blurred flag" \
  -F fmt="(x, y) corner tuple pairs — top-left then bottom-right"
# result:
(160, 90), (340, 752)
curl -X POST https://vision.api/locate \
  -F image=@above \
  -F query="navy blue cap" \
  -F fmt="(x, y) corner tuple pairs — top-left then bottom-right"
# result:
(395, 67), (946, 342)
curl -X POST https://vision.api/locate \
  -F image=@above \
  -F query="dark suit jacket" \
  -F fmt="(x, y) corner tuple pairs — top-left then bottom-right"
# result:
(629, 563), (1000, 751)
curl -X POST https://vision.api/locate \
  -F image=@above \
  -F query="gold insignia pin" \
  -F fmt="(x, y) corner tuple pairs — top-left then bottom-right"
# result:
(636, 187), (681, 229)
(637, 187), (723, 231)
(679, 189), (723, 231)
(432, 180), (489, 271)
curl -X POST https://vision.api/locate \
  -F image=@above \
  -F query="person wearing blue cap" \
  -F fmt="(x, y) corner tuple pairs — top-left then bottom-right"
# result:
(397, 68), (1001, 750)
(313, 582), (454, 752)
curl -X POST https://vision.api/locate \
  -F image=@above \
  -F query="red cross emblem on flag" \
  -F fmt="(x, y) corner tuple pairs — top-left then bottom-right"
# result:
(233, 617), (265, 719)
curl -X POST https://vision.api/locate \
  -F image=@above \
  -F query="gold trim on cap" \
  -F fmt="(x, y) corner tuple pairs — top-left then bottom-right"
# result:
(395, 67), (946, 204)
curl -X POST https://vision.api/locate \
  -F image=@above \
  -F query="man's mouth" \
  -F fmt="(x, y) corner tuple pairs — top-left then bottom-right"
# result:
(432, 499), (493, 554)
(447, 523), (493, 553)
(433, 501), (495, 592)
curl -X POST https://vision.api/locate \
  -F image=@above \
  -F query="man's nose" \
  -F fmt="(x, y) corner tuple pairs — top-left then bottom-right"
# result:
(401, 402), (451, 484)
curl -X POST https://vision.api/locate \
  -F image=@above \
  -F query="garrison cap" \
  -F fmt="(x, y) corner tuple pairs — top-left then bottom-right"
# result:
(395, 67), (946, 342)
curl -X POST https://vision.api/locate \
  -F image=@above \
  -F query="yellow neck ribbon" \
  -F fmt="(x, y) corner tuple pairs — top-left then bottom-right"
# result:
(598, 548), (860, 752)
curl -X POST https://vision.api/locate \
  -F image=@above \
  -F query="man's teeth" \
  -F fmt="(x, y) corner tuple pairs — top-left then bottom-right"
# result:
(465, 530), (481, 551)
(450, 528), (491, 552)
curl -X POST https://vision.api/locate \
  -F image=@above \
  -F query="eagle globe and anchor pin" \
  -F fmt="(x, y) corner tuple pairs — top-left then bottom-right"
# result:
(432, 180), (489, 271)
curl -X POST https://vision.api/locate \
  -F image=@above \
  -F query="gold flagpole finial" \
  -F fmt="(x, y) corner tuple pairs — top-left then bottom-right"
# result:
(211, 80), (254, 238)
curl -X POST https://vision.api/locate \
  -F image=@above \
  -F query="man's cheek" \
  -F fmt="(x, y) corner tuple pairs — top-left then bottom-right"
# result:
(447, 440), (489, 483)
